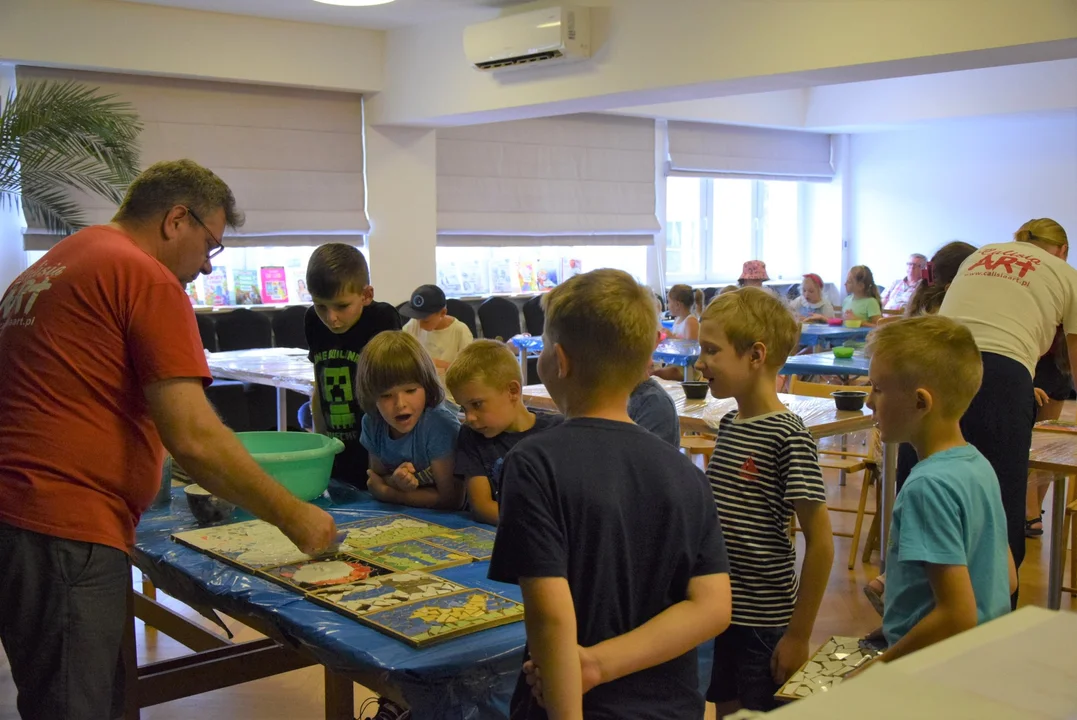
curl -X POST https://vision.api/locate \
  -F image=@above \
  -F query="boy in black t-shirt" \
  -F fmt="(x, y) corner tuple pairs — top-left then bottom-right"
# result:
(488, 270), (732, 719)
(304, 244), (400, 488)
(446, 340), (563, 525)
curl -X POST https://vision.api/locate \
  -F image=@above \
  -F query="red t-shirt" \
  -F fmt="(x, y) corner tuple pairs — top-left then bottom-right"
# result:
(0, 225), (211, 552)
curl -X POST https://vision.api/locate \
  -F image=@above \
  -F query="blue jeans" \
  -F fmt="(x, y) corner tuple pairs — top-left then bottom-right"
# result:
(707, 624), (787, 711)
(0, 523), (130, 720)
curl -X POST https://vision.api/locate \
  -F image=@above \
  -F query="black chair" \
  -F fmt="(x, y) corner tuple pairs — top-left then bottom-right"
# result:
(522, 296), (545, 336)
(214, 308), (273, 351)
(446, 299), (478, 338)
(477, 297), (521, 341)
(271, 305), (309, 350)
(195, 313), (218, 352)
(212, 308), (276, 429)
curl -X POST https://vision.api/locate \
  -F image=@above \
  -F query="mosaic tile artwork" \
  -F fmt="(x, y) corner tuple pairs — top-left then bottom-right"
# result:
(359, 589), (524, 647)
(171, 519), (311, 570)
(337, 514), (448, 550)
(775, 636), (884, 701)
(310, 571), (468, 616)
(423, 526), (497, 561)
(260, 553), (393, 591)
(350, 539), (472, 573)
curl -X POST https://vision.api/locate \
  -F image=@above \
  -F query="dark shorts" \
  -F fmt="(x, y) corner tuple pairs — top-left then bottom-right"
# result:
(0, 522), (130, 720)
(708, 624), (786, 710)
(1034, 355), (1073, 402)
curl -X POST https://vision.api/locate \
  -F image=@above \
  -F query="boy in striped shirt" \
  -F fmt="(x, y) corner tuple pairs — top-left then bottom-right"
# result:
(695, 287), (835, 715)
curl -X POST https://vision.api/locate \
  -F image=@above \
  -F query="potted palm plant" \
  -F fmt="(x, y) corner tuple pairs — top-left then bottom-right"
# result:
(1, 78), (142, 236)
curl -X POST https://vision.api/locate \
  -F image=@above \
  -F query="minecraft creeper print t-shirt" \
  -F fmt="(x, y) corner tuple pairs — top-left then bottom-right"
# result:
(305, 302), (400, 487)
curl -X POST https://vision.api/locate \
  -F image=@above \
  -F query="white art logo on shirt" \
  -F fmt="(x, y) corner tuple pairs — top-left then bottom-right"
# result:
(0, 262), (66, 328)
(965, 248), (1040, 287)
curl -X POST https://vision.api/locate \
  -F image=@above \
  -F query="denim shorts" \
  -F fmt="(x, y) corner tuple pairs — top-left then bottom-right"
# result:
(707, 624), (787, 711)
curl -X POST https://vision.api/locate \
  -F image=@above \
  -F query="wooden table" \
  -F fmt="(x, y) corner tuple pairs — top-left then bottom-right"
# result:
(1027, 429), (1077, 610)
(522, 379), (873, 439)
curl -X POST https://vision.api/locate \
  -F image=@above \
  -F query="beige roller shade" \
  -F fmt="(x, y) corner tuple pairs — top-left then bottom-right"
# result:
(17, 66), (366, 250)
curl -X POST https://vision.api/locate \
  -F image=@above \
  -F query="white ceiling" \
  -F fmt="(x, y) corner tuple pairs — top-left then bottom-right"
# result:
(118, 0), (535, 29)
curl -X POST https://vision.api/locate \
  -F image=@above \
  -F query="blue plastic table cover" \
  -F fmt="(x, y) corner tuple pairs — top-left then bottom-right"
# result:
(798, 325), (872, 345)
(780, 351), (870, 377)
(135, 482), (715, 718)
(653, 339), (701, 367)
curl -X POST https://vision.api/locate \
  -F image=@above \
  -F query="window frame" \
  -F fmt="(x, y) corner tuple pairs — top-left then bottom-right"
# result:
(664, 176), (809, 286)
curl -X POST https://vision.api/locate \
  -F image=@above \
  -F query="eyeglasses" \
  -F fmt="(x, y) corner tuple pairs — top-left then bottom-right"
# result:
(186, 207), (225, 260)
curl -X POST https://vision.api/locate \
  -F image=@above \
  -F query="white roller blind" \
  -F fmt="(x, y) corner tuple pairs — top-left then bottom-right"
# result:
(17, 66), (367, 250)
(667, 121), (834, 182)
(437, 114), (659, 247)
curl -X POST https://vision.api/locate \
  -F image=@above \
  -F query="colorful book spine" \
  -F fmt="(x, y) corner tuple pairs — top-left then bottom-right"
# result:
(203, 267), (231, 306)
(233, 269), (263, 305)
(259, 267), (289, 304)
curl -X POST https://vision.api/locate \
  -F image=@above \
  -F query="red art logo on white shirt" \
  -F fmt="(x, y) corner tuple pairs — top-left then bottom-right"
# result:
(965, 248), (1040, 287)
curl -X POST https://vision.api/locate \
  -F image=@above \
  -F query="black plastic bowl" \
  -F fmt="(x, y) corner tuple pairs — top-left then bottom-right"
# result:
(682, 381), (710, 400)
(831, 390), (868, 411)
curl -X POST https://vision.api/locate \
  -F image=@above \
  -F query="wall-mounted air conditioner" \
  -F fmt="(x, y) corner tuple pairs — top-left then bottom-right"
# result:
(464, 6), (591, 72)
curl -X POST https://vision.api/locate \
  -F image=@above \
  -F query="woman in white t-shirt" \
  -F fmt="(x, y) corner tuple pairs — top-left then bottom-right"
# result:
(937, 218), (1077, 583)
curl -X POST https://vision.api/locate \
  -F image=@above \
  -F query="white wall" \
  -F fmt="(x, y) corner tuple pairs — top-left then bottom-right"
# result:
(848, 111), (1077, 289)
(370, 0), (1077, 126)
(0, 64), (26, 293)
(364, 124), (437, 306)
(0, 0), (384, 93)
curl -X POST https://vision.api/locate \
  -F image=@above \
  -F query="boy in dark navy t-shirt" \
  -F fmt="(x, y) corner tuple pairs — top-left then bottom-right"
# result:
(447, 339), (563, 525)
(488, 270), (732, 719)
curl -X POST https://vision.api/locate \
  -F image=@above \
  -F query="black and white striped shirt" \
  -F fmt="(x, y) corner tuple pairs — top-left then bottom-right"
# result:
(706, 411), (826, 627)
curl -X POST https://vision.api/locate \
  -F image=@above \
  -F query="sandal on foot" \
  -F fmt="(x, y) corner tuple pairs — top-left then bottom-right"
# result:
(863, 578), (885, 617)
(1025, 512), (1044, 538)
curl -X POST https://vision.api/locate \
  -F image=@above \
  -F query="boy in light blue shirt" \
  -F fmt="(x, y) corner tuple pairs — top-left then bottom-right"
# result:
(863, 316), (1016, 663)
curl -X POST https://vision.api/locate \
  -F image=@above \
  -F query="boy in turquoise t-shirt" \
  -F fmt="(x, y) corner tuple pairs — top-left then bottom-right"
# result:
(863, 316), (1015, 664)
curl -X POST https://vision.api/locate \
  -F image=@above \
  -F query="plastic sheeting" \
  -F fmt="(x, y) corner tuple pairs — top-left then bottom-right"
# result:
(137, 482), (716, 717)
(135, 483), (523, 718)
(204, 347), (315, 395)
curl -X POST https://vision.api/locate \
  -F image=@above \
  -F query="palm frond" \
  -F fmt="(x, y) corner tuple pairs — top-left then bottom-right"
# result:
(0, 79), (141, 236)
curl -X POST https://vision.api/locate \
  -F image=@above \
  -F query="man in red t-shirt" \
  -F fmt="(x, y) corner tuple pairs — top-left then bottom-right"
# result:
(0, 160), (336, 720)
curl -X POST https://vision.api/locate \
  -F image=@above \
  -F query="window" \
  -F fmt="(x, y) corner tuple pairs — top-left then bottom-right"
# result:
(666, 177), (806, 285)
(436, 245), (649, 298)
(26, 243), (366, 307)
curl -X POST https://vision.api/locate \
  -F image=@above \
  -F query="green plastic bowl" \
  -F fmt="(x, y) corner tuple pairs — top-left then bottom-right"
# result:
(236, 432), (345, 501)
(832, 346), (855, 359)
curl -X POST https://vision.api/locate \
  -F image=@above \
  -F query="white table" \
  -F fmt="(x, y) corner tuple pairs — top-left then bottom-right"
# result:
(767, 607), (1077, 719)
(205, 348), (313, 431)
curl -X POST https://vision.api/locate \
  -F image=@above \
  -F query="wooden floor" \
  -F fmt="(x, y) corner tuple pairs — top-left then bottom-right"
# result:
(2, 446), (1073, 719)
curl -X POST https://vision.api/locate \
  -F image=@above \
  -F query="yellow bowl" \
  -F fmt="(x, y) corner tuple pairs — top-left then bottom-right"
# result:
(843, 319), (863, 328)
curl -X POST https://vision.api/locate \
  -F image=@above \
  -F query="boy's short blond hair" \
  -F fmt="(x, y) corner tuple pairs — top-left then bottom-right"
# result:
(700, 287), (798, 369)
(445, 339), (522, 394)
(866, 315), (982, 419)
(355, 331), (444, 416)
(543, 269), (657, 397)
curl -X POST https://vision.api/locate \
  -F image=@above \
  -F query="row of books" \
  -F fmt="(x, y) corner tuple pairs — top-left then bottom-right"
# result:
(185, 266), (313, 307)
(437, 257), (584, 296)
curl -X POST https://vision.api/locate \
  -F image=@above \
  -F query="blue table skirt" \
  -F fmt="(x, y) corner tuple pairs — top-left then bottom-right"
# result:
(798, 325), (872, 346)
(136, 483), (714, 718)
(780, 351), (870, 377)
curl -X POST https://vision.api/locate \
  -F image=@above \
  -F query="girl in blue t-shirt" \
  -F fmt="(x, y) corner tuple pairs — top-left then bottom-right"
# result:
(356, 331), (463, 510)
